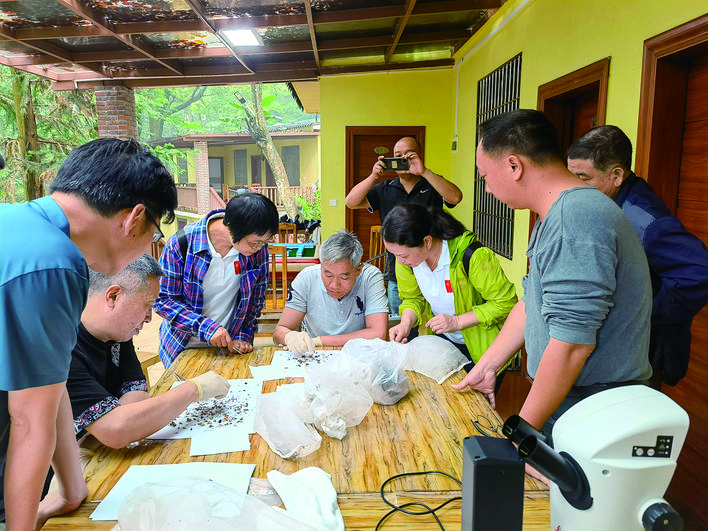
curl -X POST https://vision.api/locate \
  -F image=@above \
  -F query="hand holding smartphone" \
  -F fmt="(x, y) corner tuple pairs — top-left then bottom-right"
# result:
(382, 157), (410, 171)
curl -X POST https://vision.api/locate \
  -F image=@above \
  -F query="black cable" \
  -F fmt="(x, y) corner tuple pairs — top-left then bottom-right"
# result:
(375, 471), (462, 531)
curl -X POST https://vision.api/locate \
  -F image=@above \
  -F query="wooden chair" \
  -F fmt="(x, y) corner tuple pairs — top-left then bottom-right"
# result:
(367, 225), (387, 276)
(136, 351), (162, 391)
(278, 222), (296, 243)
(263, 245), (288, 312)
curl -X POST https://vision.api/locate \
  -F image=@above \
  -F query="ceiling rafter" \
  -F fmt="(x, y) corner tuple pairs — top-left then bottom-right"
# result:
(184, 0), (253, 74)
(0, 1), (498, 90)
(385, 0), (417, 63)
(52, 0), (184, 76)
(303, 0), (320, 69)
(6, 29), (473, 68)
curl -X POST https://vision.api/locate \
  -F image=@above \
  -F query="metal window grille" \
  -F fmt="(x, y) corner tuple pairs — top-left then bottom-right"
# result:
(473, 53), (521, 260)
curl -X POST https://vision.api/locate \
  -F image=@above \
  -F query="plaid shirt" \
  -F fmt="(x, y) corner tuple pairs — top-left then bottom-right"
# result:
(154, 210), (269, 366)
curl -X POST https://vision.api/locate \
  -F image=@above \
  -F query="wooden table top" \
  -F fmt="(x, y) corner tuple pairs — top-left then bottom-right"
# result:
(46, 346), (549, 529)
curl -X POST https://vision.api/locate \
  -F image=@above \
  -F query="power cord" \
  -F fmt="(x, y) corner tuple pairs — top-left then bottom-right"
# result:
(375, 470), (462, 531)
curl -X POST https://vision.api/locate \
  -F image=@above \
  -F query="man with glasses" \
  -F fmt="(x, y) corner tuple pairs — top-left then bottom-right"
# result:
(155, 193), (279, 367)
(0, 138), (177, 529)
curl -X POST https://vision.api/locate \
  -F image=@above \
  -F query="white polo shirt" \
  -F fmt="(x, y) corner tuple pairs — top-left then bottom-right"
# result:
(412, 239), (464, 343)
(186, 213), (241, 348)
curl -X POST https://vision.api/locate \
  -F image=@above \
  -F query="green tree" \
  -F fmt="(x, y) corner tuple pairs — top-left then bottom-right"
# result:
(0, 65), (96, 202)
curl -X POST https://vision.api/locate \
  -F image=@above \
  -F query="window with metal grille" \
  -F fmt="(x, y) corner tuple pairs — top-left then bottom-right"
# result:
(473, 53), (521, 260)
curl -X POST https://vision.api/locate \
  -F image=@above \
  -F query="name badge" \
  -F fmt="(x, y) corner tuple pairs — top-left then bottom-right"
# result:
(234, 261), (242, 275)
(445, 280), (453, 293)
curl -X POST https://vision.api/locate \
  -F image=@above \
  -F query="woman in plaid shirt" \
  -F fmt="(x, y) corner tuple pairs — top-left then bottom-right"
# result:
(155, 193), (279, 366)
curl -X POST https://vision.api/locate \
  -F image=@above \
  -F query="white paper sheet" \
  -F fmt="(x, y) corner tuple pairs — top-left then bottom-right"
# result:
(189, 425), (252, 456)
(250, 349), (337, 380)
(276, 382), (306, 399)
(147, 379), (261, 440)
(90, 462), (255, 520)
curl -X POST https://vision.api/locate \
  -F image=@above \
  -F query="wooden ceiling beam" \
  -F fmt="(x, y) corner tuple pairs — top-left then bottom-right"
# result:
(385, 0), (416, 63)
(413, 0), (502, 14)
(184, 0), (253, 74)
(53, 0), (184, 75)
(303, 0), (320, 69)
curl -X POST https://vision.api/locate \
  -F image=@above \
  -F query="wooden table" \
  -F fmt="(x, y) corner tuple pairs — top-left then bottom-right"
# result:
(45, 347), (549, 530)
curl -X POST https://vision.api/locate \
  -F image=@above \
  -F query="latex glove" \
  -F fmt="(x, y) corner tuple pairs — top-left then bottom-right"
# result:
(189, 371), (230, 401)
(284, 330), (316, 354)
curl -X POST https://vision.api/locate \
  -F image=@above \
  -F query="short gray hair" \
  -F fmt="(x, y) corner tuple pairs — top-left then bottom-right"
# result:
(88, 254), (164, 296)
(319, 230), (363, 268)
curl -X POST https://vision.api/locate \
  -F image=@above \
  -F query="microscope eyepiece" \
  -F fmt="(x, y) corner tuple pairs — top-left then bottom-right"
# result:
(502, 414), (547, 444)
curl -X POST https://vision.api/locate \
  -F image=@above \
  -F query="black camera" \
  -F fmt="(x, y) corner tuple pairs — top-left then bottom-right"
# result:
(382, 157), (409, 171)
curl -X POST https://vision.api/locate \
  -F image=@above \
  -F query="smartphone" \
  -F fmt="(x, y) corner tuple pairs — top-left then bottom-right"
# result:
(382, 157), (410, 171)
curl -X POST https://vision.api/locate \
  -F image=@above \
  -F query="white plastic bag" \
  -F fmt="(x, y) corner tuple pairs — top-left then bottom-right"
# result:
(340, 338), (410, 405)
(116, 476), (320, 531)
(403, 335), (469, 384)
(304, 364), (373, 439)
(254, 389), (322, 459)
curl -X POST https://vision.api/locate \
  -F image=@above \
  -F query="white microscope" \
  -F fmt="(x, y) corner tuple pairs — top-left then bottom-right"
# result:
(503, 385), (690, 530)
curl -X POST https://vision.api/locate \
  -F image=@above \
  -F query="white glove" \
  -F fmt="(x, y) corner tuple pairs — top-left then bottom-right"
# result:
(284, 330), (316, 355)
(189, 371), (230, 401)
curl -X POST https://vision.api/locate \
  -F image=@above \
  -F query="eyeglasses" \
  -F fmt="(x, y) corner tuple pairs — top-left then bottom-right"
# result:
(145, 211), (164, 243)
(242, 237), (271, 250)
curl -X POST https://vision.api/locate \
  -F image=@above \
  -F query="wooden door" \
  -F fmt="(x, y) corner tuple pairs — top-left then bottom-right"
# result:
(345, 126), (425, 260)
(663, 55), (708, 521)
(635, 15), (708, 521)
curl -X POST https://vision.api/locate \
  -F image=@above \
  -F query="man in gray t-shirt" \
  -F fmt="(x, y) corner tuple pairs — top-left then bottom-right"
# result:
(273, 230), (389, 354)
(453, 110), (652, 439)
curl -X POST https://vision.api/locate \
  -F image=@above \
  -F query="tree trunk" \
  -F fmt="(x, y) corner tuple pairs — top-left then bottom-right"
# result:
(236, 84), (298, 220)
(24, 83), (42, 199)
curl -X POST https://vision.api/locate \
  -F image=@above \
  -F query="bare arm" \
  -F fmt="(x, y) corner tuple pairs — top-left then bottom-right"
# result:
(451, 300), (527, 404)
(518, 338), (594, 429)
(389, 308), (418, 343)
(35, 390), (87, 530)
(6, 383), (65, 531)
(273, 306), (307, 346)
(319, 312), (388, 347)
(344, 157), (386, 209)
(84, 382), (200, 449)
(426, 309), (479, 335)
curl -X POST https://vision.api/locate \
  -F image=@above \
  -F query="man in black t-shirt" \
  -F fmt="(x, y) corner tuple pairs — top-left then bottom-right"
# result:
(345, 136), (463, 314)
(66, 254), (230, 449)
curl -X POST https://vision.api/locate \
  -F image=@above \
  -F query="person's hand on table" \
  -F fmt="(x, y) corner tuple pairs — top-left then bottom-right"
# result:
(35, 483), (88, 530)
(209, 326), (233, 350)
(284, 330), (320, 354)
(230, 339), (253, 354)
(389, 322), (412, 343)
(451, 366), (497, 408)
(425, 314), (460, 334)
(189, 371), (230, 401)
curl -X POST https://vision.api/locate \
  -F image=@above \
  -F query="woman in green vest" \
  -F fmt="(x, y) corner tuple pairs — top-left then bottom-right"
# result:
(382, 204), (517, 391)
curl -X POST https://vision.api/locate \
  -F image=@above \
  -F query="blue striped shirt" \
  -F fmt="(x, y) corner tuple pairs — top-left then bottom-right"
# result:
(154, 210), (269, 366)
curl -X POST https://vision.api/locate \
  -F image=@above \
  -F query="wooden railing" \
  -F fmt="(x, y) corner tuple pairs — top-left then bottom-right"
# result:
(231, 185), (315, 209)
(177, 183), (314, 213)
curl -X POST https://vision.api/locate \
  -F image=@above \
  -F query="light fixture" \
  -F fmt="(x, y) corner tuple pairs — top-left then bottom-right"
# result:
(222, 29), (263, 47)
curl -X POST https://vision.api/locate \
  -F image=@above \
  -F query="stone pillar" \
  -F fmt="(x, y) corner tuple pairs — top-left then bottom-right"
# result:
(194, 141), (210, 215)
(95, 84), (138, 140)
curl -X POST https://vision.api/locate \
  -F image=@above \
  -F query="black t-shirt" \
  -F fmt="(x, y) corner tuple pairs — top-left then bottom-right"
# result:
(366, 176), (455, 281)
(67, 324), (147, 436)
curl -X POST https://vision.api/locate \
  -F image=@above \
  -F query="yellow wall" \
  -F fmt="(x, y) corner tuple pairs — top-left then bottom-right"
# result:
(192, 137), (319, 188)
(450, 0), (707, 289)
(320, 69), (455, 238)
(320, 0), (707, 290)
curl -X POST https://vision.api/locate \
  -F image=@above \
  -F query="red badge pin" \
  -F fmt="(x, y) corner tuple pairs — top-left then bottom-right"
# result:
(445, 279), (453, 293)
(234, 261), (242, 275)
